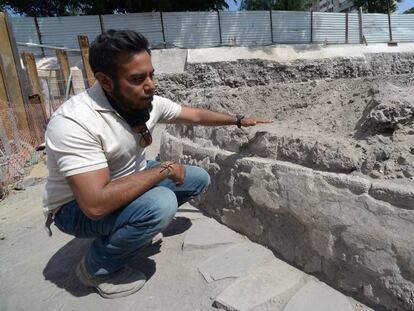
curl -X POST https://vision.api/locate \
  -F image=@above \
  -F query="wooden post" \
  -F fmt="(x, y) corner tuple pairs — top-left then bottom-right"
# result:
(56, 48), (73, 96)
(0, 55), (10, 103)
(0, 12), (29, 132)
(21, 52), (42, 97)
(28, 94), (46, 145)
(77, 35), (95, 88)
(21, 52), (48, 120)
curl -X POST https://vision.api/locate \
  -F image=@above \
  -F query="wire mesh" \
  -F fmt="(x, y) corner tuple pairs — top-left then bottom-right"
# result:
(0, 100), (40, 196)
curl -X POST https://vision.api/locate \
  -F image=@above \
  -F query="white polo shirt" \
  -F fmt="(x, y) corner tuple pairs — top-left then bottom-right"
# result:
(43, 82), (182, 215)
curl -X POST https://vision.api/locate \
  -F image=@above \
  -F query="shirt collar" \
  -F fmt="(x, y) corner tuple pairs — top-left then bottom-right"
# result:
(87, 81), (116, 112)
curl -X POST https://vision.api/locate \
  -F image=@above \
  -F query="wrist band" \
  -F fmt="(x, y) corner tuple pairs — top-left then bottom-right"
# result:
(160, 161), (176, 176)
(235, 114), (245, 128)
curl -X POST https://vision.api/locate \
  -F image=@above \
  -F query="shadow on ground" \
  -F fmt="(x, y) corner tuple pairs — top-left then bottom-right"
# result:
(42, 216), (192, 297)
(163, 216), (192, 237)
(42, 237), (157, 297)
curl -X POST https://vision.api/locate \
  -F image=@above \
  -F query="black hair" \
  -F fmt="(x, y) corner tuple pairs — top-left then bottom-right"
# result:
(89, 29), (151, 78)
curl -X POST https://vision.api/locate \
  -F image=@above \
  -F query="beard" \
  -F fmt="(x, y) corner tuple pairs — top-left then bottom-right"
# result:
(107, 82), (153, 126)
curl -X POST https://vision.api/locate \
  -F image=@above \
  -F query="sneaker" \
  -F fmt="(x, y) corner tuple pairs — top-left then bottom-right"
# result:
(76, 257), (146, 299)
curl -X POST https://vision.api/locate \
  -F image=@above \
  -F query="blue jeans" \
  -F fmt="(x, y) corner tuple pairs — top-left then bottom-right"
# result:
(54, 160), (210, 277)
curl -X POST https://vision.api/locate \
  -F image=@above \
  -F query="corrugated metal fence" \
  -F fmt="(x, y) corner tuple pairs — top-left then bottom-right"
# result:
(10, 10), (414, 56)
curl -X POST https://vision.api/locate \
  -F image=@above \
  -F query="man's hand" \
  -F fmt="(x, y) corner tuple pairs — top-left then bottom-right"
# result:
(168, 163), (186, 186)
(241, 117), (273, 127)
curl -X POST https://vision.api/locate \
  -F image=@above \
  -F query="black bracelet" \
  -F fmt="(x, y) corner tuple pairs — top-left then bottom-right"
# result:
(235, 114), (245, 128)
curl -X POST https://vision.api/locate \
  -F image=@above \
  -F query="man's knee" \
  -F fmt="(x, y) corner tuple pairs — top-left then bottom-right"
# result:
(138, 186), (178, 228)
(188, 166), (211, 195)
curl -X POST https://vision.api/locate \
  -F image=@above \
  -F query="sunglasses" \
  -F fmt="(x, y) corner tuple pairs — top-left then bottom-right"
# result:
(133, 124), (153, 147)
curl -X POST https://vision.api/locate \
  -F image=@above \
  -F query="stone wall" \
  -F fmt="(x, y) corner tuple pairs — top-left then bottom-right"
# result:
(158, 53), (414, 310)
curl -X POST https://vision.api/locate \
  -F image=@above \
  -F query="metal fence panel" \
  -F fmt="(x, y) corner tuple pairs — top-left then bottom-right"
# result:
(392, 14), (414, 43)
(313, 12), (346, 44)
(10, 17), (41, 56)
(220, 11), (272, 46)
(363, 13), (389, 43)
(102, 13), (164, 48)
(163, 11), (220, 48)
(348, 13), (361, 44)
(272, 11), (311, 43)
(8, 11), (414, 53)
(37, 15), (102, 56)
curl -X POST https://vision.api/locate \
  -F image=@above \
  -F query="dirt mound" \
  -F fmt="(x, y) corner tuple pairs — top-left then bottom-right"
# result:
(157, 55), (414, 181)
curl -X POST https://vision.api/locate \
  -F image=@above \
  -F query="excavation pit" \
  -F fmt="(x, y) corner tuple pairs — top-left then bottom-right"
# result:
(158, 51), (414, 310)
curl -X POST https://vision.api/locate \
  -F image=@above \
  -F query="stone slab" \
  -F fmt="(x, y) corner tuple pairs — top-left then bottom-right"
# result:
(152, 48), (187, 74)
(183, 218), (245, 250)
(197, 242), (272, 283)
(283, 280), (353, 311)
(214, 257), (305, 311)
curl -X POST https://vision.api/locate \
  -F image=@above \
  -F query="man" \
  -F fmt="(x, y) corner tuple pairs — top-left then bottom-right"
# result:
(43, 29), (271, 299)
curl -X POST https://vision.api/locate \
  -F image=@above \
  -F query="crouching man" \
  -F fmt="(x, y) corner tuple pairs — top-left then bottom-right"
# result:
(43, 29), (272, 298)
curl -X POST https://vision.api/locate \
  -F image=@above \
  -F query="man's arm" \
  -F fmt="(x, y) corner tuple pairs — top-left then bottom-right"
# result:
(171, 106), (272, 127)
(66, 162), (185, 220)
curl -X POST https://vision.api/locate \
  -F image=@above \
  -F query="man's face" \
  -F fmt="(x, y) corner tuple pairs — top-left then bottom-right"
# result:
(110, 51), (155, 113)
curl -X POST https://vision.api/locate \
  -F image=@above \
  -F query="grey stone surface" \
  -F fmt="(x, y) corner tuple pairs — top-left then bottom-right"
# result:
(283, 280), (353, 311)
(197, 242), (272, 283)
(214, 257), (306, 311)
(183, 218), (245, 250)
(369, 180), (414, 210)
(161, 132), (414, 310)
(158, 51), (414, 311)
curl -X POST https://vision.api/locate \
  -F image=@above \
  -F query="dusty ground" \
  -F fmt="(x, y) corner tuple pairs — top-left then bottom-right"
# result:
(157, 54), (414, 182)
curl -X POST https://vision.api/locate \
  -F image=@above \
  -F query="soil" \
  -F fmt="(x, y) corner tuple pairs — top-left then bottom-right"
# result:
(156, 53), (414, 181)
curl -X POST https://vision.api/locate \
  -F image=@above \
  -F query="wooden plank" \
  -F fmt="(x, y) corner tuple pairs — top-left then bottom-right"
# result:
(21, 52), (42, 96)
(0, 12), (29, 132)
(21, 52), (48, 120)
(77, 35), (95, 88)
(28, 94), (46, 145)
(0, 55), (9, 103)
(56, 48), (73, 96)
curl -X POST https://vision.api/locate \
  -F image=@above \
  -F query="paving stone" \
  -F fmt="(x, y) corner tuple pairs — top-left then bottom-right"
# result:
(198, 242), (272, 283)
(176, 203), (205, 220)
(214, 257), (305, 311)
(283, 280), (353, 311)
(183, 218), (245, 250)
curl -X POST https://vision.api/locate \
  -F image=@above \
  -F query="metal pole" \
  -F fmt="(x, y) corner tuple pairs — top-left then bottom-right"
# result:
(160, 11), (167, 49)
(345, 12), (349, 44)
(310, 10), (313, 43)
(98, 15), (105, 33)
(269, 9), (274, 44)
(217, 10), (223, 46)
(33, 17), (45, 57)
(358, 7), (364, 44)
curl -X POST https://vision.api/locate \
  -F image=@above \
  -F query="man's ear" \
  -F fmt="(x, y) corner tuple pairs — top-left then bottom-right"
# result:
(95, 72), (113, 93)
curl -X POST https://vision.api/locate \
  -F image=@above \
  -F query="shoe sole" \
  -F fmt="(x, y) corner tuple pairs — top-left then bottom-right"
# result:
(76, 259), (146, 299)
